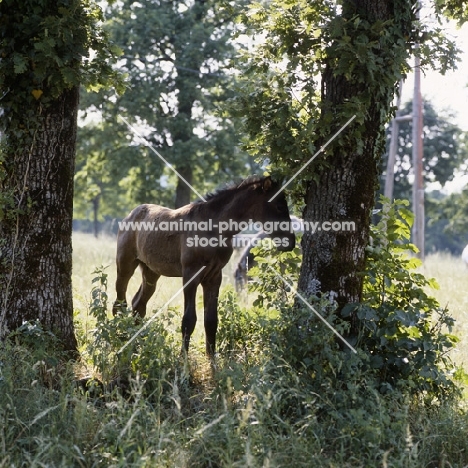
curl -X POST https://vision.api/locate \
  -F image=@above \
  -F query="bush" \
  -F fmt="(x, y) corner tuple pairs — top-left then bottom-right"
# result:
(84, 266), (180, 400)
(344, 198), (460, 397)
(246, 198), (461, 401)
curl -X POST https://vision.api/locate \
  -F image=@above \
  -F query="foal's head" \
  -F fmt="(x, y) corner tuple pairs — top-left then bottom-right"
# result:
(240, 176), (296, 251)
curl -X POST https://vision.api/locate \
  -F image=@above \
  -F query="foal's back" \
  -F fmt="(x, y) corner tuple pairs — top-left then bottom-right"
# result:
(117, 203), (191, 277)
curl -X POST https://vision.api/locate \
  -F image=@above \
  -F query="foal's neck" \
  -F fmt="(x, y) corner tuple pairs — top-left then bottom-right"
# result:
(200, 190), (263, 234)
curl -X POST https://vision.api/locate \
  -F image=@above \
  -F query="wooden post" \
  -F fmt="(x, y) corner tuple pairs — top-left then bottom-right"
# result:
(412, 53), (425, 260)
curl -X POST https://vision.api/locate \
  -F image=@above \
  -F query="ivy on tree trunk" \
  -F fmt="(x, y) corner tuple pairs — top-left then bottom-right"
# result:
(234, 0), (457, 334)
(0, 88), (79, 352)
(298, 1), (413, 328)
(0, 0), (120, 353)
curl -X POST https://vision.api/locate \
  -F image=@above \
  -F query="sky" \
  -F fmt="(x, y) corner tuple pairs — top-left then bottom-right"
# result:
(401, 20), (468, 132)
(400, 15), (468, 192)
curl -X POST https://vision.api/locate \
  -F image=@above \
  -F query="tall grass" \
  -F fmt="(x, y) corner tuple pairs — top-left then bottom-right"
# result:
(0, 232), (467, 467)
(422, 252), (468, 368)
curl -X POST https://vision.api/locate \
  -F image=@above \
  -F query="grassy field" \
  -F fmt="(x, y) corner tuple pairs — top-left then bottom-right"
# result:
(422, 252), (468, 368)
(1, 231), (468, 467)
(72, 232), (468, 366)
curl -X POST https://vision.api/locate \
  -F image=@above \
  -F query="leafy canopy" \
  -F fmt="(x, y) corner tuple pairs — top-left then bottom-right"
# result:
(0, 0), (122, 112)
(232, 0), (460, 202)
(75, 0), (257, 218)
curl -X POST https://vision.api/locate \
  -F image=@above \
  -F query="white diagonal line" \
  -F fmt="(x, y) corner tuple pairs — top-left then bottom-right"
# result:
(194, 414), (226, 436)
(117, 266), (206, 354)
(118, 114), (207, 202)
(266, 265), (357, 354)
(268, 114), (356, 202)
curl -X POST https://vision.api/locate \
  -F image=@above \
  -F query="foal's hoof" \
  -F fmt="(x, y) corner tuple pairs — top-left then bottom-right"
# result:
(112, 301), (128, 315)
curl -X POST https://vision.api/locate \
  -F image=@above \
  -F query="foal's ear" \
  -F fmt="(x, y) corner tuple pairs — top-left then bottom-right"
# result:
(262, 176), (273, 192)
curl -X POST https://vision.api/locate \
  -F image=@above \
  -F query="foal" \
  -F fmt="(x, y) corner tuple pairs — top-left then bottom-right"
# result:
(113, 176), (295, 356)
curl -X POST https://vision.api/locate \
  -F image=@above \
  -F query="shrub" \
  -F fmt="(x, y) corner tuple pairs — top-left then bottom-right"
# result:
(247, 198), (461, 400)
(85, 266), (179, 399)
(344, 198), (460, 397)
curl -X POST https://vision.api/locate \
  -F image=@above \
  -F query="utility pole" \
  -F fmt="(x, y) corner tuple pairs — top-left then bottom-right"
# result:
(385, 1), (424, 258)
(412, 52), (425, 260)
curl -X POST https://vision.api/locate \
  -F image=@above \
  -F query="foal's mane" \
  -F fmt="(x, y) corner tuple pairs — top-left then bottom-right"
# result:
(197, 176), (273, 205)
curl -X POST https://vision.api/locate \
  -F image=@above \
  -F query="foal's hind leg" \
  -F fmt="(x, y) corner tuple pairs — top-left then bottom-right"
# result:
(113, 258), (140, 315)
(132, 263), (160, 318)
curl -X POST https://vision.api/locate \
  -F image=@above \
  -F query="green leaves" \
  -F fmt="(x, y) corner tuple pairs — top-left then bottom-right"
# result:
(75, 0), (255, 214)
(354, 197), (460, 397)
(234, 0), (460, 202)
(12, 53), (28, 74)
(87, 266), (177, 386)
(248, 243), (302, 311)
(0, 0), (121, 96)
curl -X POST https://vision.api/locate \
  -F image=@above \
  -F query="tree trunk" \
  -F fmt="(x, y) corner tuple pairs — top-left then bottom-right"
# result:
(93, 195), (100, 238)
(298, 0), (406, 332)
(0, 87), (79, 353)
(174, 165), (194, 208)
(299, 148), (375, 306)
(171, 0), (208, 208)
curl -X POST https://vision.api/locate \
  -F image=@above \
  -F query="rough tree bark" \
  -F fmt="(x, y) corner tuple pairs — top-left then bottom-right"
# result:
(0, 87), (79, 352)
(298, 0), (412, 331)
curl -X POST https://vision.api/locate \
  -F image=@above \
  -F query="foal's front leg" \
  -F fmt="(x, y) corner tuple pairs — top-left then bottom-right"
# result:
(113, 258), (139, 315)
(202, 272), (222, 357)
(181, 269), (202, 353)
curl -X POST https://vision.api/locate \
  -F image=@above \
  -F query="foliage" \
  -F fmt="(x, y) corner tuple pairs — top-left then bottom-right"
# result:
(428, 185), (468, 245)
(9, 320), (62, 359)
(84, 266), (179, 397)
(435, 0), (468, 25)
(344, 197), (460, 396)
(247, 199), (460, 398)
(0, 249), (467, 466)
(229, 0), (461, 321)
(417, 188), (468, 255)
(216, 287), (264, 358)
(75, 0), (258, 221)
(73, 122), (138, 225)
(0, 0), (122, 144)
(231, 0), (459, 201)
(248, 242), (302, 310)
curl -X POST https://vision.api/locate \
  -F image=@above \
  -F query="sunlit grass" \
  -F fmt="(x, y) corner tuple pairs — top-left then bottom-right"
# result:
(422, 252), (468, 369)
